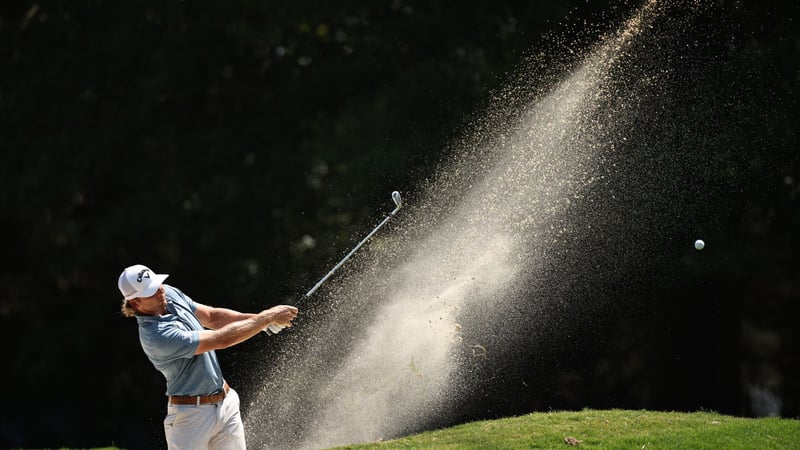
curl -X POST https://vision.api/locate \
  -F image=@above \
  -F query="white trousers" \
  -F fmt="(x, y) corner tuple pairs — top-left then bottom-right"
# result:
(164, 388), (246, 450)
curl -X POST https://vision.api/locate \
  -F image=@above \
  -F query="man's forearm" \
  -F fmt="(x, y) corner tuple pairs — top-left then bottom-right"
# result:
(212, 313), (271, 349)
(197, 310), (274, 353)
(194, 304), (298, 354)
(204, 307), (256, 330)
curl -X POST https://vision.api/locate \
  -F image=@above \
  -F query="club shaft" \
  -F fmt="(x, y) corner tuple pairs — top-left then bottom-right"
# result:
(264, 193), (402, 335)
(304, 205), (401, 298)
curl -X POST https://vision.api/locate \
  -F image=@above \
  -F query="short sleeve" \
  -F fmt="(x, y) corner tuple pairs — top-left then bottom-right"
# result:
(142, 323), (200, 361)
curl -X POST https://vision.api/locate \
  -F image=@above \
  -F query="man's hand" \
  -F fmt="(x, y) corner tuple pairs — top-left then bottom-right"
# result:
(264, 305), (298, 328)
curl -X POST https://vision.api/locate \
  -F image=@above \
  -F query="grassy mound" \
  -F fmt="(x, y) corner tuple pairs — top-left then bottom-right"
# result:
(334, 409), (800, 449)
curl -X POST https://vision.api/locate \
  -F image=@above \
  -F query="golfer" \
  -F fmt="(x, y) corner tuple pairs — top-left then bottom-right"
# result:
(118, 264), (298, 449)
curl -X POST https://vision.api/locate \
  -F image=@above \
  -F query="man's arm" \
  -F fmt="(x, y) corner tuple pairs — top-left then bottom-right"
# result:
(194, 304), (255, 330)
(193, 304), (298, 355)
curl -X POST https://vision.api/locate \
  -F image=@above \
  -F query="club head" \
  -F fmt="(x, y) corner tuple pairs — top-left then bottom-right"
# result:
(391, 191), (402, 208)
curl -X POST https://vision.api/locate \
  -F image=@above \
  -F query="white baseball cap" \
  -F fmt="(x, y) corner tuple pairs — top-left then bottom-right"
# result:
(118, 264), (169, 300)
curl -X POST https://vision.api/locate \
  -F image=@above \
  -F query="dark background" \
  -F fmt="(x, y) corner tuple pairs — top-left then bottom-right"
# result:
(1, 1), (797, 448)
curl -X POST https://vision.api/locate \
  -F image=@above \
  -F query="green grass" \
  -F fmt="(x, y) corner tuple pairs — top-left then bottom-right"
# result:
(333, 409), (800, 449)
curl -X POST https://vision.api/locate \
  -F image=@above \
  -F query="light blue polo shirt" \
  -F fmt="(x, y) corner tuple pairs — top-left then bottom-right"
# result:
(136, 284), (224, 396)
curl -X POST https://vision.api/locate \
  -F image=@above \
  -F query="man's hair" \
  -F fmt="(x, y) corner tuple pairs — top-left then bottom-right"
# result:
(120, 299), (136, 318)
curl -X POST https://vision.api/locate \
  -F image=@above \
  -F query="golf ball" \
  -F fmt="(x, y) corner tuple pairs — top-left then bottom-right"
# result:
(694, 239), (705, 250)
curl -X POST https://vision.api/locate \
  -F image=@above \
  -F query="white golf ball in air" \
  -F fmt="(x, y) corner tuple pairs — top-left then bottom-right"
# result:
(694, 239), (705, 250)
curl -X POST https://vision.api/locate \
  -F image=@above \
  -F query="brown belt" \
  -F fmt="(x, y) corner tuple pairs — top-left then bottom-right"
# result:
(169, 381), (230, 406)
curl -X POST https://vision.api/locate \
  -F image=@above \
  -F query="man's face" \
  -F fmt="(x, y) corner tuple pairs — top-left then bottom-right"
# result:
(130, 285), (167, 315)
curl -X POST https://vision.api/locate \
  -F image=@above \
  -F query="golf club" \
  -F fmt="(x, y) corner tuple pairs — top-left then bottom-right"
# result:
(265, 191), (404, 334)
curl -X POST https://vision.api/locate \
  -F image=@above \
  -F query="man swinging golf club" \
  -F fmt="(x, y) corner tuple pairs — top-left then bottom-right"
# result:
(118, 264), (297, 449)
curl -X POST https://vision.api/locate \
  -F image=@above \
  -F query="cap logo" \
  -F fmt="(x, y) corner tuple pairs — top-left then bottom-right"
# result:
(137, 269), (151, 283)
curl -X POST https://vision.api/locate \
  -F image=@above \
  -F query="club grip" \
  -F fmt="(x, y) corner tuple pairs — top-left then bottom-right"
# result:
(263, 323), (286, 335)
